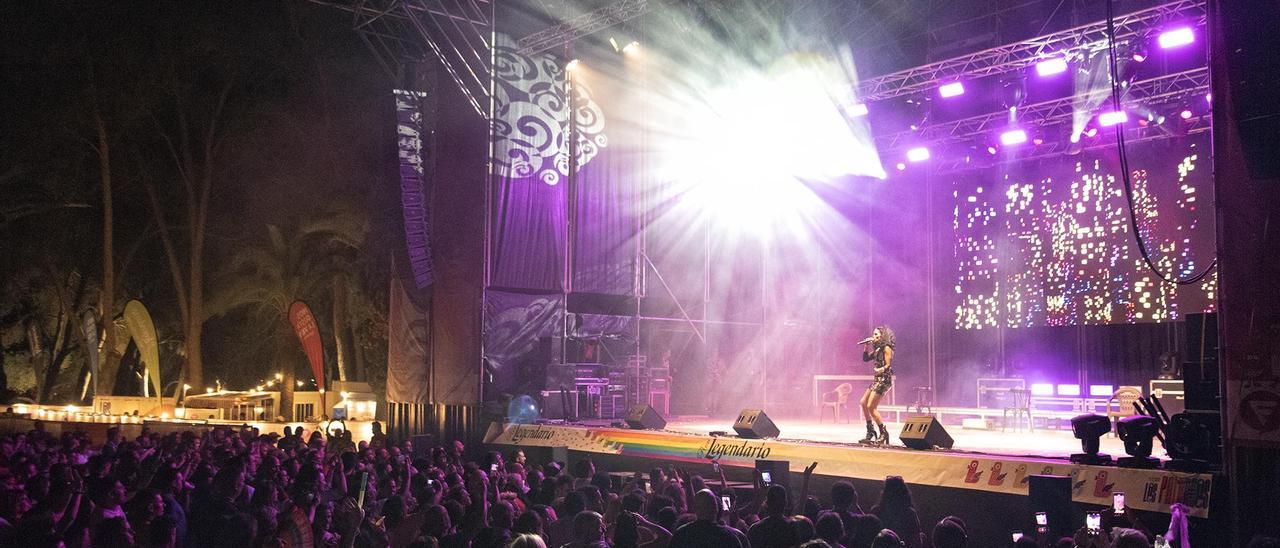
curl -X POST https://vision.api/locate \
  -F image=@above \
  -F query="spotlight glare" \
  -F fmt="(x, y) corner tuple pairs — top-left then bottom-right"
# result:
(847, 102), (869, 117)
(1031, 383), (1054, 396)
(1098, 111), (1129, 127)
(1180, 109), (1193, 120)
(938, 81), (965, 98)
(1132, 52), (1148, 63)
(999, 129), (1028, 146)
(565, 59), (580, 72)
(622, 41), (640, 55)
(896, 162), (907, 171)
(987, 145), (998, 155)
(1070, 133), (1081, 144)
(1085, 127), (1099, 138)
(1057, 384), (1081, 396)
(906, 147), (931, 162)
(1035, 57), (1068, 77)
(1158, 27), (1195, 49)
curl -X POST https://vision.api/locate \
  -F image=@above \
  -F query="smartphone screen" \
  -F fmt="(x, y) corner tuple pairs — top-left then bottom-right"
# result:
(761, 471), (772, 484)
(357, 471), (369, 508)
(491, 463), (499, 472)
(1012, 532), (1024, 542)
(1087, 512), (1101, 530)
(1113, 492), (1125, 514)
(1035, 512), (1047, 526)
(721, 495), (731, 511)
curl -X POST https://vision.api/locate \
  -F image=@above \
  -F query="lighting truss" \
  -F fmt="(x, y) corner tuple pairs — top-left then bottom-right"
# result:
(879, 67), (1208, 152)
(312, 0), (494, 117)
(856, 0), (1206, 103)
(517, 0), (649, 56)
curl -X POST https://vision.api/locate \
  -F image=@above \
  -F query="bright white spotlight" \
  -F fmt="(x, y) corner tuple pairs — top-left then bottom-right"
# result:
(1098, 111), (1128, 127)
(565, 59), (580, 72)
(1035, 57), (1068, 77)
(1157, 27), (1195, 49)
(999, 129), (1028, 146)
(1180, 109), (1193, 120)
(846, 103), (869, 117)
(622, 41), (640, 55)
(938, 81), (965, 98)
(906, 147), (931, 162)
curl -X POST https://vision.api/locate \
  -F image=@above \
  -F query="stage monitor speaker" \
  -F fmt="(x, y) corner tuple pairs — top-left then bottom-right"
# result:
(1184, 313), (1219, 365)
(1028, 475), (1073, 538)
(734, 409), (780, 439)
(899, 414), (954, 450)
(625, 404), (666, 430)
(1223, 0), (1280, 179)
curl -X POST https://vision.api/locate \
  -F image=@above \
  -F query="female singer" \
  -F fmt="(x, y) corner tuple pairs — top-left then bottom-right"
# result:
(859, 326), (896, 445)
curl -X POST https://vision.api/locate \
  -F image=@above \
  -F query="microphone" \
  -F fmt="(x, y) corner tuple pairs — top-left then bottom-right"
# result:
(857, 337), (874, 345)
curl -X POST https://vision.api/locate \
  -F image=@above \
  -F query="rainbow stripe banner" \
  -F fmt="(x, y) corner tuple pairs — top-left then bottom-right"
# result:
(485, 422), (1213, 518)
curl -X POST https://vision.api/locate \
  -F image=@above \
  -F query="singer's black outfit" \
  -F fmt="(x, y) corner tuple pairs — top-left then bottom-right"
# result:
(862, 343), (894, 395)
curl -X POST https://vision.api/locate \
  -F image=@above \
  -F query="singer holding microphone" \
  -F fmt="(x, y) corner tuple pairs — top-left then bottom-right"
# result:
(857, 326), (895, 445)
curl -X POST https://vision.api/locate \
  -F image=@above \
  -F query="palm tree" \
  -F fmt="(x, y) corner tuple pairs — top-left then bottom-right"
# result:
(207, 213), (366, 419)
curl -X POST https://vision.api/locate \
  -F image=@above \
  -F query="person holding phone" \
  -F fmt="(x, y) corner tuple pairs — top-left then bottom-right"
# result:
(859, 326), (897, 445)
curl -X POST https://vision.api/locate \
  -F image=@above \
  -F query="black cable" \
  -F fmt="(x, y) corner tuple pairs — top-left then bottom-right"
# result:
(1104, 0), (1217, 285)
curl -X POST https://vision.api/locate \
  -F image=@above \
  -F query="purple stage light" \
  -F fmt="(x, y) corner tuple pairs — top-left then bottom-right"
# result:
(1158, 27), (1195, 49)
(1180, 109), (1193, 120)
(1000, 129), (1028, 146)
(1098, 111), (1128, 127)
(1035, 57), (1068, 77)
(938, 81), (965, 98)
(1085, 127), (1099, 138)
(1031, 383), (1054, 397)
(1057, 384), (1081, 396)
(906, 147), (931, 162)
(1089, 385), (1115, 397)
(987, 145), (998, 155)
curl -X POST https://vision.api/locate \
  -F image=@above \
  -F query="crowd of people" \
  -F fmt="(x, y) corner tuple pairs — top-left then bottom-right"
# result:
(0, 420), (1269, 548)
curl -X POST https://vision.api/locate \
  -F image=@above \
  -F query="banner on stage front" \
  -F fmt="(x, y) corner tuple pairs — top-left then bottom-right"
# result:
(486, 422), (1214, 518)
(122, 300), (161, 398)
(288, 301), (326, 391)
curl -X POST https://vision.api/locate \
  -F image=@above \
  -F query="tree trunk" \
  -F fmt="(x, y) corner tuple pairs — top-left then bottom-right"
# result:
(332, 276), (350, 382)
(279, 345), (295, 421)
(95, 110), (118, 397)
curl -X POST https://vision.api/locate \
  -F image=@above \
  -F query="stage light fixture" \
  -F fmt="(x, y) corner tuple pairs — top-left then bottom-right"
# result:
(1117, 415), (1162, 468)
(846, 103), (869, 117)
(622, 41), (640, 55)
(987, 145), (998, 155)
(1090, 385), (1114, 398)
(1180, 109), (1194, 120)
(1031, 383), (1054, 397)
(907, 147), (931, 162)
(1158, 27), (1195, 49)
(999, 129), (1028, 146)
(1057, 384), (1081, 396)
(1098, 111), (1128, 127)
(565, 59), (581, 72)
(938, 81), (965, 98)
(1070, 414), (1114, 465)
(896, 162), (906, 171)
(1036, 57), (1068, 77)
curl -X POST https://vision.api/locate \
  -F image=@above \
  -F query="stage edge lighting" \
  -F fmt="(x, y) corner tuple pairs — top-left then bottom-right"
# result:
(939, 81), (965, 98)
(1098, 111), (1128, 127)
(1158, 27), (1195, 49)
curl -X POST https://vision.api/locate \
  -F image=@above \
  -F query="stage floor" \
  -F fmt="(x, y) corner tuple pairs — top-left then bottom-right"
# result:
(661, 416), (1139, 460)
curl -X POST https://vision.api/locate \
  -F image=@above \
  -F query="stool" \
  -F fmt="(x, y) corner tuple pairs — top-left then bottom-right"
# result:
(911, 386), (933, 414)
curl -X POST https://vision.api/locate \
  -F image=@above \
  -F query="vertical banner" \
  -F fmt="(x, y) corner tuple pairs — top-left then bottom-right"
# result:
(122, 300), (160, 399)
(395, 89), (435, 289)
(82, 308), (99, 398)
(387, 263), (431, 403)
(288, 301), (326, 391)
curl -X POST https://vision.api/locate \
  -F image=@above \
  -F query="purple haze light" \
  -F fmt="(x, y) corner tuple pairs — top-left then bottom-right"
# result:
(1158, 27), (1195, 49)
(1098, 111), (1129, 127)
(1035, 57), (1068, 77)
(906, 147), (931, 162)
(1089, 385), (1115, 397)
(938, 81), (965, 98)
(1057, 384), (1081, 396)
(1000, 129), (1028, 146)
(1030, 383), (1054, 397)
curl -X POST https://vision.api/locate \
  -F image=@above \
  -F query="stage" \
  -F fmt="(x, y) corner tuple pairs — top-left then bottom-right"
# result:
(484, 413), (1216, 519)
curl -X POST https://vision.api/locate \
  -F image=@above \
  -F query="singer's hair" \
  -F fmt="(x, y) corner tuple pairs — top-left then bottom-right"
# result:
(874, 326), (896, 349)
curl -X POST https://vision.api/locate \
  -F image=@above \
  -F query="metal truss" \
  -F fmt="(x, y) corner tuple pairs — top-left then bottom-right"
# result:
(516, 0), (650, 56)
(879, 67), (1208, 152)
(312, 0), (494, 117)
(856, 0), (1206, 103)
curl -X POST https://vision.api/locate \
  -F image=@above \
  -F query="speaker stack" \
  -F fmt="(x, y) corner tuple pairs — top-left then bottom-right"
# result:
(1174, 313), (1223, 468)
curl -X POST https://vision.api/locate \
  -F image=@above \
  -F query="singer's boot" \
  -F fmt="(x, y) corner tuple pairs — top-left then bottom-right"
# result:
(877, 423), (891, 445)
(859, 421), (877, 444)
